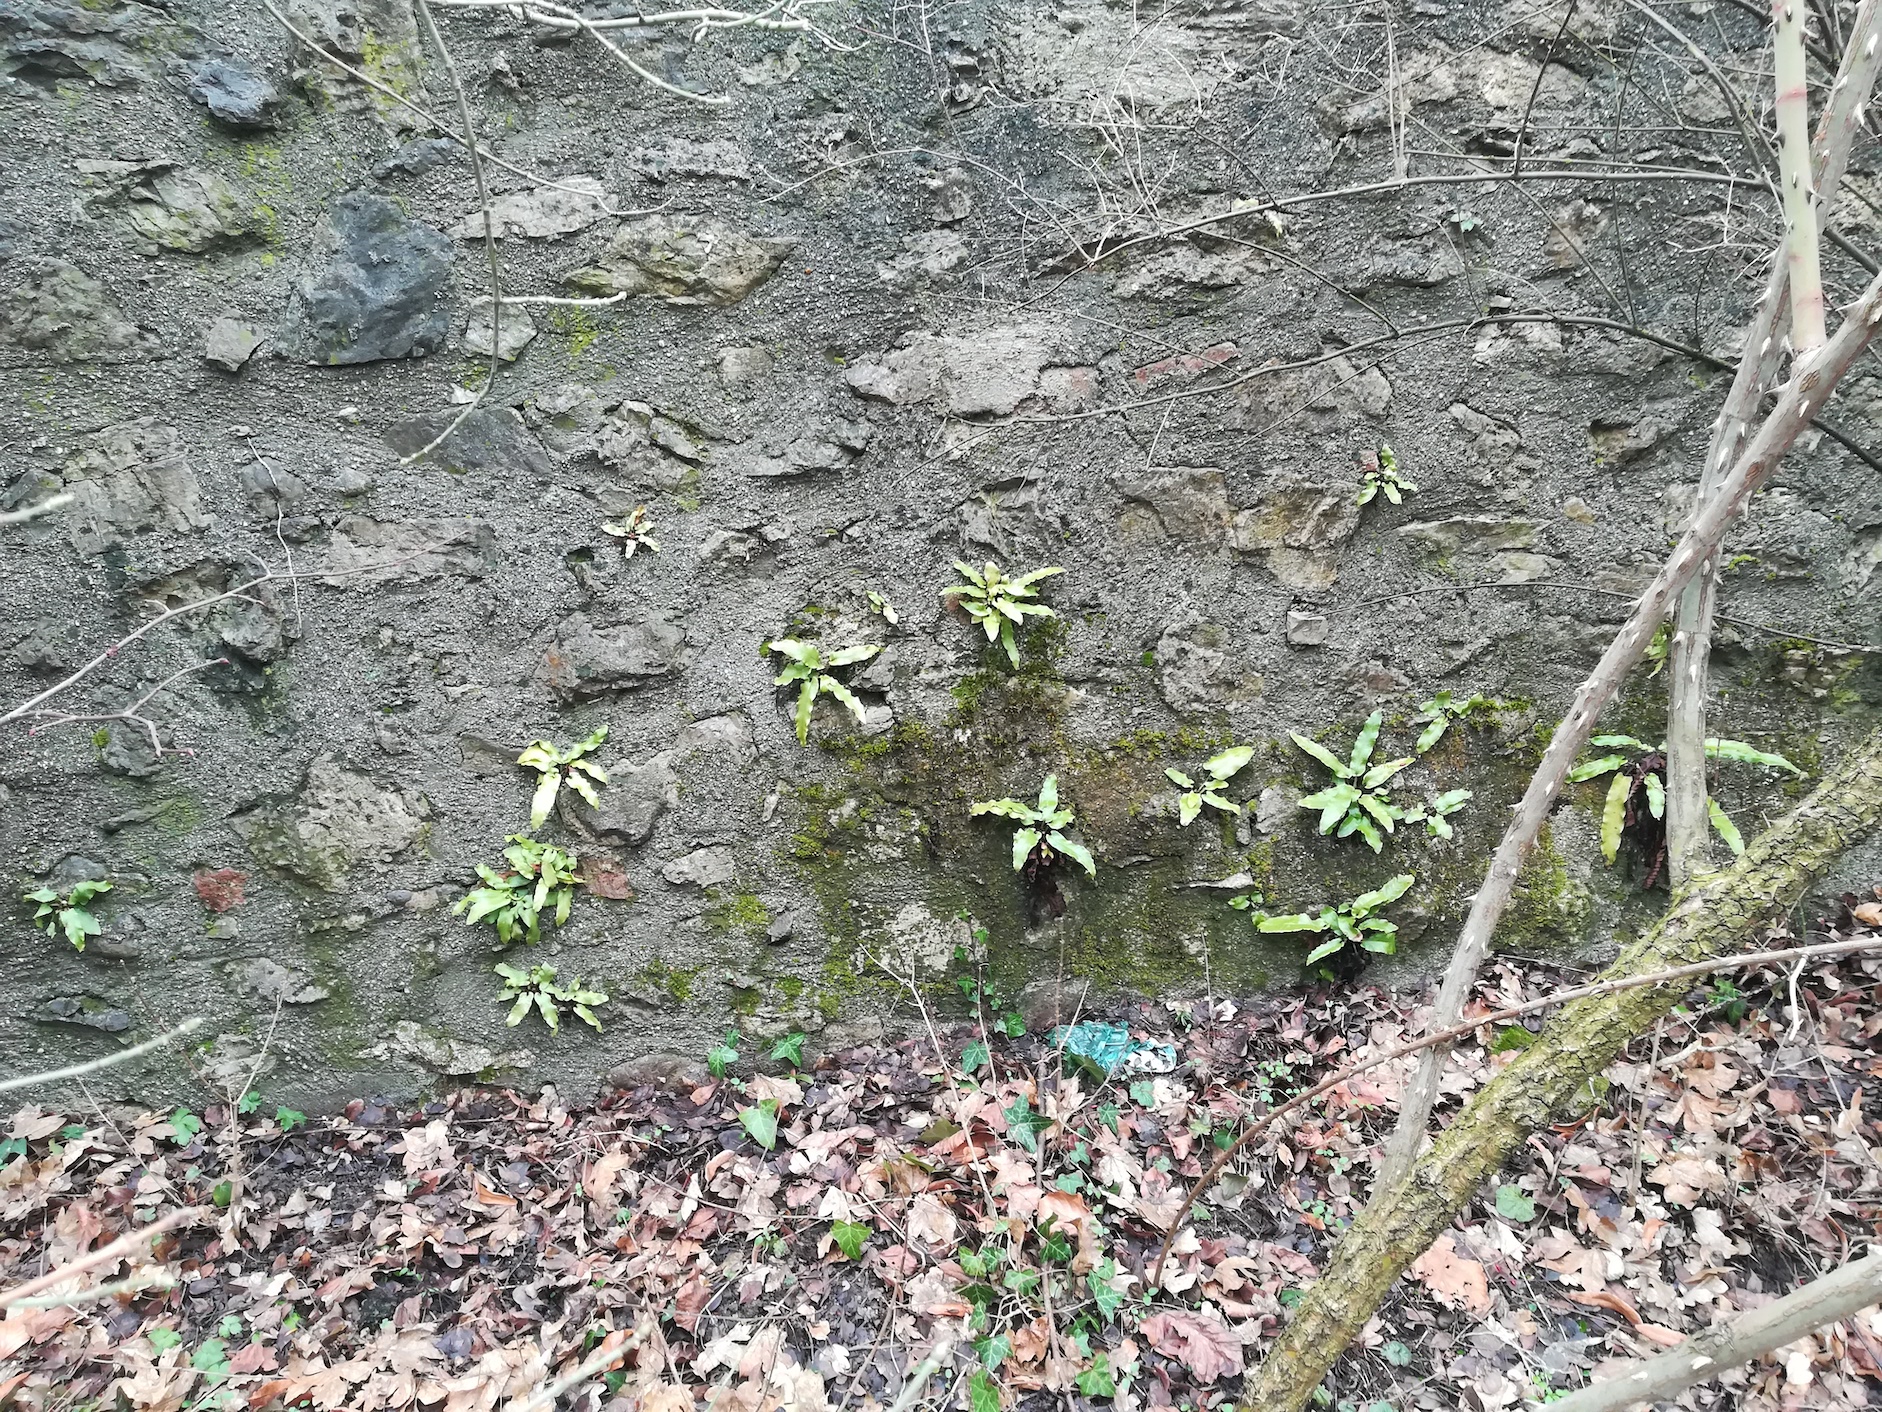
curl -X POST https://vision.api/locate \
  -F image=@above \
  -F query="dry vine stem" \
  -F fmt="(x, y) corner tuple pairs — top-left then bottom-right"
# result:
(1379, 257), (1882, 1188)
(1550, 1248), (1882, 1411)
(0, 1018), (205, 1096)
(1665, 0), (1882, 888)
(1150, 931), (1882, 1285)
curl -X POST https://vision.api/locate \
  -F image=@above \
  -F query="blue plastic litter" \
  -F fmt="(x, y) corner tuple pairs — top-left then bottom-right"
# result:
(1047, 1021), (1178, 1075)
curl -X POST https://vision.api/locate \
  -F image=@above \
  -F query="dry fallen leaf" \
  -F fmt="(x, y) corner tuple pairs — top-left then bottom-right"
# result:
(1410, 1232), (1491, 1316)
(1140, 1308), (1244, 1383)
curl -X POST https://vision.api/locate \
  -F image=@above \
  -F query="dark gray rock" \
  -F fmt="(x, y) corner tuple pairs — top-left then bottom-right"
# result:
(373, 137), (457, 179)
(384, 407), (551, 477)
(37, 997), (131, 1032)
(567, 753), (678, 846)
(285, 193), (452, 365)
(540, 614), (686, 699)
(186, 58), (280, 129)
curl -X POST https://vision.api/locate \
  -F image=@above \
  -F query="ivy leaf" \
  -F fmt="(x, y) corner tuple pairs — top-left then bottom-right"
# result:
(768, 1032), (807, 1068)
(1087, 1259), (1126, 1320)
(738, 1100), (781, 1151)
(1001, 1012), (1026, 1038)
(968, 1369), (1003, 1412)
(1075, 1354), (1116, 1398)
(975, 1333), (1012, 1370)
(830, 1220), (870, 1261)
(1495, 1184), (1536, 1222)
(962, 1040), (990, 1072)
(1003, 1097), (1050, 1153)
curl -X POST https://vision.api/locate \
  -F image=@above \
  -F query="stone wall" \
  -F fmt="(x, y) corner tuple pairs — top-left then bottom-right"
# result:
(3, 0), (1879, 1107)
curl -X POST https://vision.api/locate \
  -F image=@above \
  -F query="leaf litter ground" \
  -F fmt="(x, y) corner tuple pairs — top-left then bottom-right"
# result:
(7, 901), (1882, 1412)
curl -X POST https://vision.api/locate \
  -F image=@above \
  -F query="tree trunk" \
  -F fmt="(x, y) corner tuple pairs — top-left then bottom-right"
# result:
(1244, 722), (1882, 1412)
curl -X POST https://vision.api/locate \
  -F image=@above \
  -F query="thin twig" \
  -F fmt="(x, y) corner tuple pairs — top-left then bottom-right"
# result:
(0, 1206), (205, 1309)
(0, 1018), (205, 1096)
(505, 1321), (651, 1412)
(0, 492), (74, 527)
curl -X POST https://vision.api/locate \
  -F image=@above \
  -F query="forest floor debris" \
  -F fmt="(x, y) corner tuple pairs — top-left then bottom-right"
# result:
(7, 902), (1882, 1411)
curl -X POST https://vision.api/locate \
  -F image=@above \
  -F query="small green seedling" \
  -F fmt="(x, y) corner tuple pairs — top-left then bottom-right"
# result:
(1569, 735), (1804, 867)
(1292, 710), (1413, 852)
(867, 590), (899, 625)
(971, 774), (1096, 877)
(1165, 745), (1254, 826)
(1412, 690), (1496, 753)
(517, 727), (609, 831)
(454, 836), (581, 945)
(1404, 788), (1473, 839)
(495, 962), (609, 1032)
(769, 1032), (807, 1069)
(602, 503), (660, 558)
(942, 560), (1063, 669)
(1244, 873), (1416, 966)
(707, 1028), (741, 1078)
(766, 638), (881, 744)
(1357, 444), (1416, 506)
(24, 880), (112, 951)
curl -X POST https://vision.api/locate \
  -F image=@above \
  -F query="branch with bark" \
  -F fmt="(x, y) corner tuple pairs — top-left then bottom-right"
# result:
(1549, 1249), (1882, 1412)
(1240, 719), (1882, 1411)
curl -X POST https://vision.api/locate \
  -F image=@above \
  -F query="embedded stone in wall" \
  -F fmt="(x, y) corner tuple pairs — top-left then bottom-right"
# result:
(1236, 353), (1391, 430)
(959, 477), (1066, 559)
(1155, 610), (1261, 717)
(228, 957), (330, 1005)
(844, 326), (1054, 416)
(564, 214), (793, 306)
(877, 231), (969, 289)
(77, 162), (256, 254)
(662, 846), (735, 888)
(203, 317), (264, 372)
(1397, 515), (1554, 582)
(186, 57), (281, 129)
(1, 0), (159, 86)
(280, 0), (423, 120)
(285, 192), (453, 365)
(384, 407), (550, 476)
(0, 258), (147, 363)
(525, 383), (607, 454)
(364, 1020), (533, 1077)
(597, 403), (712, 488)
(449, 179), (609, 241)
(1227, 482), (1359, 589)
(568, 753), (679, 846)
(463, 304), (537, 362)
(1116, 467), (1232, 544)
(540, 614), (687, 700)
(57, 419), (206, 556)
(322, 516), (499, 583)
(232, 755), (430, 892)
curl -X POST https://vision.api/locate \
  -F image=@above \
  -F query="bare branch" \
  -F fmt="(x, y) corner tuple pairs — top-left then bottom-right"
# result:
(0, 1206), (205, 1309)
(0, 1018), (205, 1096)
(1154, 933), (1882, 1283)
(1775, 0), (1829, 355)
(1378, 263), (1882, 1187)
(1551, 1250), (1882, 1411)
(0, 492), (74, 527)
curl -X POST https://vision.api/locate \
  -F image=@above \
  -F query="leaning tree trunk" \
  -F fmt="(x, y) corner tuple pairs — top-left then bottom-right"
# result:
(1244, 722), (1882, 1412)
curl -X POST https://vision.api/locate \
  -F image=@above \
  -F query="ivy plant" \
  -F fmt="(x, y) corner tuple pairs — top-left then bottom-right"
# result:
(943, 560), (1064, 669)
(1411, 690), (1497, 753)
(1165, 745), (1254, 826)
(1291, 710), (1413, 852)
(1403, 788), (1473, 839)
(1357, 444), (1416, 506)
(971, 774), (1096, 877)
(23, 879), (112, 951)
(453, 836), (581, 945)
(601, 503), (660, 558)
(495, 961), (609, 1032)
(1569, 735), (1804, 868)
(766, 638), (881, 744)
(1236, 873), (1416, 966)
(517, 726), (609, 831)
